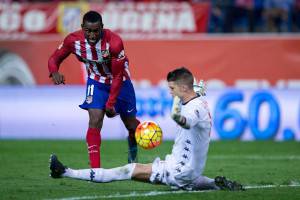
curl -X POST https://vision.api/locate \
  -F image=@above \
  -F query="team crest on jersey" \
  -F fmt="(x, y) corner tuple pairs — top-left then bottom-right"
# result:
(86, 96), (93, 104)
(101, 50), (110, 59)
(118, 50), (125, 59)
(100, 50), (111, 65)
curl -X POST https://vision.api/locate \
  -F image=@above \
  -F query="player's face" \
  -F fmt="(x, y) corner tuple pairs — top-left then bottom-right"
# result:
(82, 21), (103, 45)
(168, 81), (183, 98)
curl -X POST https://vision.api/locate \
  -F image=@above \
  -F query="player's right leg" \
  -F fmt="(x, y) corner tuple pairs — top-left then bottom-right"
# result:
(49, 154), (152, 183)
(49, 154), (66, 178)
(79, 78), (108, 168)
(86, 109), (105, 168)
(131, 163), (152, 182)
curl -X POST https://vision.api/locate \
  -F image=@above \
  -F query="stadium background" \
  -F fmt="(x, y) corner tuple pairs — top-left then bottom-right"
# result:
(0, 1), (300, 200)
(0, 0), (299, 141)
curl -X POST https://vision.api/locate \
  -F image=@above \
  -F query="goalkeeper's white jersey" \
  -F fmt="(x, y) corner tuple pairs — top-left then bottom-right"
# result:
(168, 95), (212, 180)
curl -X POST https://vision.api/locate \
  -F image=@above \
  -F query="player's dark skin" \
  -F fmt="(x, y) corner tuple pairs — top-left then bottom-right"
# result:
(50, 20), (139, 133)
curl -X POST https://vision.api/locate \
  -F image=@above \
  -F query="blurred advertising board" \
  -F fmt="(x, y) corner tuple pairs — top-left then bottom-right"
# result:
(0, 35), (299, 89)
(0, 86), (299, 141)
(0, 2), (210, 35)
(0, 3), (58, 34)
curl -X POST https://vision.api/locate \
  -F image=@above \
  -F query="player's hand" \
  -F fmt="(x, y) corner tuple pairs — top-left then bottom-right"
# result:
(171, 96), (181, 116)
(172, 113), (182, 123)
(105, 107), (117, 118)
(193, 78), (206, 96)
(171, 96), (182, 122)
(51, 72), (65, 85)
(171, 96), (189, 128)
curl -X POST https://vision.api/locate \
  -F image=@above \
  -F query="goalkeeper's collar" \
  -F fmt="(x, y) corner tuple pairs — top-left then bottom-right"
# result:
(182, 94), (200, 105)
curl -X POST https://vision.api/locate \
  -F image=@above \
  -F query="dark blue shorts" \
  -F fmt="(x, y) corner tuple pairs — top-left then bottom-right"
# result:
(79, 78), (137, 117)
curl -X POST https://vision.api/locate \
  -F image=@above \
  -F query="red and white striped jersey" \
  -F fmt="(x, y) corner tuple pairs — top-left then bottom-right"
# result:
(48, 29), (131, 84)
(48, 28), (132, 108)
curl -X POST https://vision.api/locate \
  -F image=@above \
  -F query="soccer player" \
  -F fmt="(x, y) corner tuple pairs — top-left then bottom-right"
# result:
(48, 11), (140, 167)
(49, 67), (244, 191)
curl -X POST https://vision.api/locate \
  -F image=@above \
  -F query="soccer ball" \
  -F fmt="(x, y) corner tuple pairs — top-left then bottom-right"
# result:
(135, 121), (163, 149)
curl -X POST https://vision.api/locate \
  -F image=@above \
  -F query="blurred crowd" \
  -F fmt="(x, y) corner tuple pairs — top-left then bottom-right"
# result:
(3, 0), (300, 33)
(206, 0), (300, 33)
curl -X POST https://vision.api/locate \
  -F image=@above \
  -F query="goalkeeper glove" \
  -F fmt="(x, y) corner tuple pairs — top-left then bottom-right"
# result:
(171, 96), (181, 116)
(193, 78), (206, 96)
(171, 96), (188, 128)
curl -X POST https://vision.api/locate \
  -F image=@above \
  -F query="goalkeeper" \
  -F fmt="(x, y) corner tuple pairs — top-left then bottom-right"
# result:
(49, 67), (244, 191)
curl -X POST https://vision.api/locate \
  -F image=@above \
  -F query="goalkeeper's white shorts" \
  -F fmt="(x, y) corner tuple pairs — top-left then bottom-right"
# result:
(149, 155), (199, 190)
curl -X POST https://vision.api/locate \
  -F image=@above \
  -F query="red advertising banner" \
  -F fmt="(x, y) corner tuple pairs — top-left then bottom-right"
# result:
(0, 35), (299, 88)
(0, 3), (58, 34)
(88, 2), (210, 34)
(0, 2), (210, 35)
(125, 36), (300, 87)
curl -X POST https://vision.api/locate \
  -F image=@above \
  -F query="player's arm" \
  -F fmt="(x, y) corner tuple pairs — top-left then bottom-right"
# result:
(171, 96), (202, 129)
(105, 57), (125, 117)
(171, 96), (189, 129)
(105, 34), (126, 117)
(48, 37), (73, 84)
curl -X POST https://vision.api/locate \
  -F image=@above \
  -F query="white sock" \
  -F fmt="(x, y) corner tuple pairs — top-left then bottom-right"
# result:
(63, 163), (136, 183)
(191, 176), (218, 190)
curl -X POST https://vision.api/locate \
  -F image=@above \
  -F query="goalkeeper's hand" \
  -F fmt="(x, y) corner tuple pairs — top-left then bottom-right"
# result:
(193, 79), (206, 96)
(171, 96), (184, 124)
(171, 96), (189, 128)
(171, 96), (181, 116)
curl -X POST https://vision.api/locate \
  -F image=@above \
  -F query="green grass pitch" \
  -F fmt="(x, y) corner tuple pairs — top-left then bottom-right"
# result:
(0, 140), (300, 200)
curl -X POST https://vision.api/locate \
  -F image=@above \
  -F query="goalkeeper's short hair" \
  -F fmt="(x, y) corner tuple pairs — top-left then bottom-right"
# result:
(167, 67), (194, 88)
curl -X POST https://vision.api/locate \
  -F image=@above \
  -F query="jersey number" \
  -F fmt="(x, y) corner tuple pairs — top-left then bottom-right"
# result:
(87, 84), (94, 96)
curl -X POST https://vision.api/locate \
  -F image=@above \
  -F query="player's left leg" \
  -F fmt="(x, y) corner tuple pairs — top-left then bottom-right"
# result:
(120, 116), (140, 163)
(214, 176), (244, 191)
(189, 176), (219, 190)
(114, 80), (140, 163)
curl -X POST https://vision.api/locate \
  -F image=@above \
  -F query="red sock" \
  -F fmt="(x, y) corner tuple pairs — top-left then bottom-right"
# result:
(86, 128), (101, 168)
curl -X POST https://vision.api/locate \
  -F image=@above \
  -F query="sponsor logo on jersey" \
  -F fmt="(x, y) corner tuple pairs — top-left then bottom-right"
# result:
(127, 108), (134, 113)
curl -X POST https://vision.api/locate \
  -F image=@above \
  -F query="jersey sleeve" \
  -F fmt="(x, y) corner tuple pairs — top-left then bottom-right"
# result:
(109, 32), (126, 60)
(48, 34), (74, 75)
(105, 33), (127, 109)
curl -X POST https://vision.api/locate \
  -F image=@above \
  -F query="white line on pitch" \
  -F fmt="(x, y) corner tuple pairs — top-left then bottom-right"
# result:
(245, 184), (300, 189)
(45, 190), (211, 200)
(209, 155), (300, 160)
(45, 184), (300, 200)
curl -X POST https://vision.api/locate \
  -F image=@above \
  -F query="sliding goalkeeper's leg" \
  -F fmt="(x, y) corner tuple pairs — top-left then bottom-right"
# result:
(49, 154), (136, 182)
